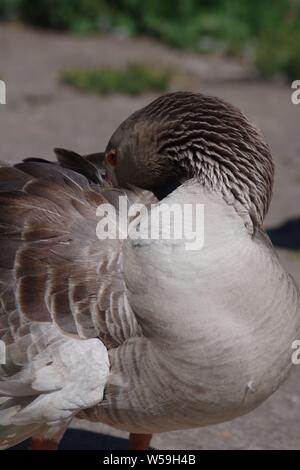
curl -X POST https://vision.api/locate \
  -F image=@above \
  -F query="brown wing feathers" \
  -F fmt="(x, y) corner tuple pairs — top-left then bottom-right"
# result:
(0, 152), (129, 346)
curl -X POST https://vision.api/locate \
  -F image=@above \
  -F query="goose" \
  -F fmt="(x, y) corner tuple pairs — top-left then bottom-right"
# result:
(0, 92), (299, 450)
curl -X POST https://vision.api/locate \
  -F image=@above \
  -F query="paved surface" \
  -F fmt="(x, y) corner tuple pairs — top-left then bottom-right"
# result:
(1, 24), (300, 450)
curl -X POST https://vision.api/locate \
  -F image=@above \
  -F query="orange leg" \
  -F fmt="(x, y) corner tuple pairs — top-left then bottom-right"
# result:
(129, 433), (152, 450)
(30, 438), (59, 450)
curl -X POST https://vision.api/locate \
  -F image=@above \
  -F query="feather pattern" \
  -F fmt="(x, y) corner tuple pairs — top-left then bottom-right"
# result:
(0, 155), (156, 446)
(0, 92), (299, 447)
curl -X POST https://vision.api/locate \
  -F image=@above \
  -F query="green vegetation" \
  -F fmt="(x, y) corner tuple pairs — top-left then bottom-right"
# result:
(0, 0), (20, 18)
(61, 63), (170, 96)
(1, 0), (300, 80)
(255, 28), (300, 80)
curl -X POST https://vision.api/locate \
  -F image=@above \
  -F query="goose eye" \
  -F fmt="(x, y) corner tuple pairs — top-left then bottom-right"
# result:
(106, 149), (117, 166)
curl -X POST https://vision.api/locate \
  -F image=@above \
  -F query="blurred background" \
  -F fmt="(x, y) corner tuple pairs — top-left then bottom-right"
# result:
(1, 0), (300, 450)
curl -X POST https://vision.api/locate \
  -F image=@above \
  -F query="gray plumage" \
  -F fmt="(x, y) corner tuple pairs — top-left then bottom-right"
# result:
(0, 92), (299, 447)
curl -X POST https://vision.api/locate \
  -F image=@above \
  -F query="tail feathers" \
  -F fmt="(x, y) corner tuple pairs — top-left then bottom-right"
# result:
(0, 325), (109, 449)
(0, 396), (69, 449)
(0, 396), (35, 425)
(0, 396), (42, 449)
(0, 423), (42, 449)
(0, 381), (37, 397)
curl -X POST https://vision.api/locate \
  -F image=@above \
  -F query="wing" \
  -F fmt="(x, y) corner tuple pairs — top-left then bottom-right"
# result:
(24, 147), (106, 185)
(0, 153), (157, 448)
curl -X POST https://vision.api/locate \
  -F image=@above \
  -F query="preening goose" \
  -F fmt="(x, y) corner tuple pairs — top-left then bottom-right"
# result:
(0, 92), (299, 450)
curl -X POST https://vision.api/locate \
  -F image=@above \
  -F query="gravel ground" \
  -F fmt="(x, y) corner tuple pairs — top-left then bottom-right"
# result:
(1, 24), (300, 450)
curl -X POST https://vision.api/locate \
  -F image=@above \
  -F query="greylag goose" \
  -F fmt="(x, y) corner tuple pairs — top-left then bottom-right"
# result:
(0, 92), (299, 450)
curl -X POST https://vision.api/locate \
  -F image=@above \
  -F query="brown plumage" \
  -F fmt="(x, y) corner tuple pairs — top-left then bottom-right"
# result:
(0, 92), (299, 451)
(107, 92), (274, 230)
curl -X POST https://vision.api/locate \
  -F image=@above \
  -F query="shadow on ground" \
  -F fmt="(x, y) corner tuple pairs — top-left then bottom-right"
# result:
(268, 218), (300, 251)
(9, 429), (130, 450)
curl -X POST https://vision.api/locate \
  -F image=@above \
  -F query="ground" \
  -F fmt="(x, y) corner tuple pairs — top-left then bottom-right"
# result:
(1, 24), (300, 450)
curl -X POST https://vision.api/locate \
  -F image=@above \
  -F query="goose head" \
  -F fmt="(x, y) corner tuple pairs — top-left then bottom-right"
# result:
(105, 92), (274, 231)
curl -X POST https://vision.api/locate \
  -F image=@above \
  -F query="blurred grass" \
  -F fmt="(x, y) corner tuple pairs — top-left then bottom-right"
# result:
(1, 0), (300, 80)
(61, 63), (170, 95)
(255, 28), (300, 80)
